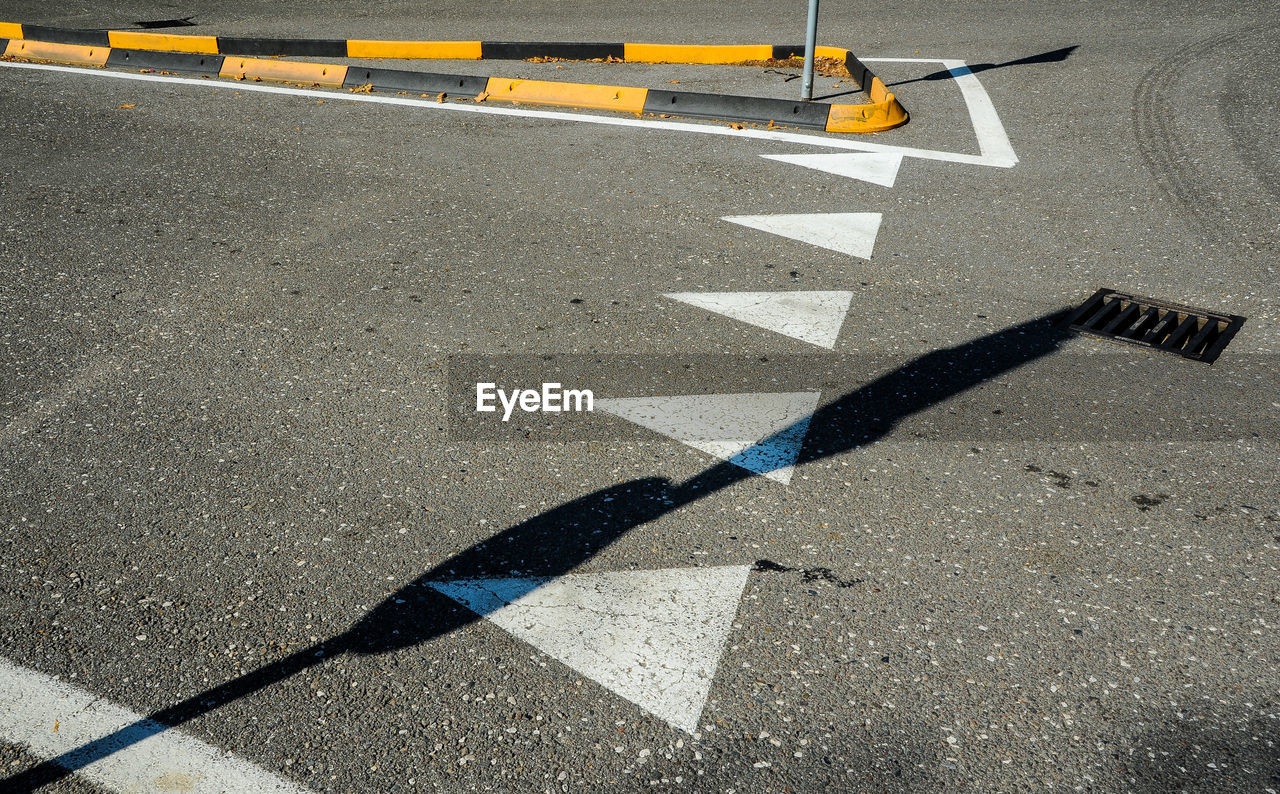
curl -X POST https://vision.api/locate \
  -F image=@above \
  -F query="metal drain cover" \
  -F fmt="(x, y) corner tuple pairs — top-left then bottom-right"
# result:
(1061, 289), (1245, 364)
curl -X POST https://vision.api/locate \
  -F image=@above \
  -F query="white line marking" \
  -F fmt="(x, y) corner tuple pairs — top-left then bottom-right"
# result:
(0, 656), (311, 794)
(665, 290), (854, 349)
(0, 58), (1015, 166)
(597, 391), (819, 483)
(722, 212), (882, 259)
(431, 565), (751, 734)
(943, 62), (1019, 167)
(760, 151), (904, 186)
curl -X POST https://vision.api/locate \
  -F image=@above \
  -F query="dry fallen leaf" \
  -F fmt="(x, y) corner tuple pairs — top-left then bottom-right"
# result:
(474, 91), (489, 103)
(667, 80), (679, 84)
(436, 92), (447, 103)
(53, 720), (59, 732)
(729, 122), (744, 130)
(349, 83), (373, 94)
(118, 103), (135, 109)
(316, 99), (325, 104)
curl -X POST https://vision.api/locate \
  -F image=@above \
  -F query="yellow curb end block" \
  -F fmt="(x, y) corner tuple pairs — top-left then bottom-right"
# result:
(826, 92), (908, 133)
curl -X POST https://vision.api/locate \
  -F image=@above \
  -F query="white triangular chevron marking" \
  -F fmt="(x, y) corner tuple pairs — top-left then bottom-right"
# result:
(665, 290), (853, 349)
(597, 392), (819, 484)
(722, 212), (882, 259)
(429, 566), (751, 734)
(760, 152), (904, 187)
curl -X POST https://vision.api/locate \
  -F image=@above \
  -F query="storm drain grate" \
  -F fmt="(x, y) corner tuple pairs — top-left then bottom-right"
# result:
(1061, 289), (1245, 364)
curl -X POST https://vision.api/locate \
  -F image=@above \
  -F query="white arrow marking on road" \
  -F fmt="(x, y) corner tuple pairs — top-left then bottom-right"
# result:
(722, 212), (882, 259)
(0, 656), (309, 794)
(430, 566), (751, 734)
(597, 392), (819, 484)
(665, 291), (853, 349)
(760, 152), (904, 187)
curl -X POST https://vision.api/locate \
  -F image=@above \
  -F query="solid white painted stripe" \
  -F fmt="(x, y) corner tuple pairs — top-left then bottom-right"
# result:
(597, 391), (819, 484)
(665, 290), (853, 348)
(861, 58), (1018, 167)
(722, 212), (882, 259)
(0, 657), (310, 794)
(760, 152), (903, 187)
(943, 61), (1020, 167)
(430, 566), (750, 735)
(0, 59), (1014, 167)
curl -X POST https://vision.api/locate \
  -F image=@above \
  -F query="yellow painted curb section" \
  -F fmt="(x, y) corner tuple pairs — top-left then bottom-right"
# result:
(0, 22), (22, 39)
(3, 39), (109, 66)
(108, 31), (218, 54)
(485, 76), (648, 113)
(814, 45), (850, 59)
(219, 57), (348, 86)
(348, 39), (481, 59)
(868, 76), (891, 104)
(826, 93), (907, 133)
(624, 43), (772, 64)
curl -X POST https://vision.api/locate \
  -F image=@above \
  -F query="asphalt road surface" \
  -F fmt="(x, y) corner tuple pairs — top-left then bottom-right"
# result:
(1, 2), (1277, 792)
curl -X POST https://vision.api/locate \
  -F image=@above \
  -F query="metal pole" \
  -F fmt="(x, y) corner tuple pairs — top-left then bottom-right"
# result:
(801, 0), (819, 100)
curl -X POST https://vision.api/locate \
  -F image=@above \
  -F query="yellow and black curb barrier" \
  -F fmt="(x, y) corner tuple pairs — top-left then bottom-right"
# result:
(0, 22), (908, 133)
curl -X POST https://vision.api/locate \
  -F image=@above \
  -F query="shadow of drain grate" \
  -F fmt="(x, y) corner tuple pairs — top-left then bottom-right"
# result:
(1061, 289), (1245, 364)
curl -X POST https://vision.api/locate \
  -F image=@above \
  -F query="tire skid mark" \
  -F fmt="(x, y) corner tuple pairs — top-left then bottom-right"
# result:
(1132, 28), (1248, 243)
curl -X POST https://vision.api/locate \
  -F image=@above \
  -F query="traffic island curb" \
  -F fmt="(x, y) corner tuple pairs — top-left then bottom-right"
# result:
(0, 23), (908, 133)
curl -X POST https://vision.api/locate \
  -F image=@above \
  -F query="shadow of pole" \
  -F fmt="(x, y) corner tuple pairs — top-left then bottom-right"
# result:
(884, 46), (1079, 88)
(6, 309), (1073, 791)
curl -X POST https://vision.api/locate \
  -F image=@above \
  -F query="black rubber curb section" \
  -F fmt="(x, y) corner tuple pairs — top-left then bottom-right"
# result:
(771, 45), (809, 59)
(217, 37), (347, 57)
(642, 89), (830, 129)
(482, 42), (624, 60)
(842, 52), (876, 97)
(105, 48), (225, 75)
(21, 24), (109, 47)
(343, 65), (488, 97)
